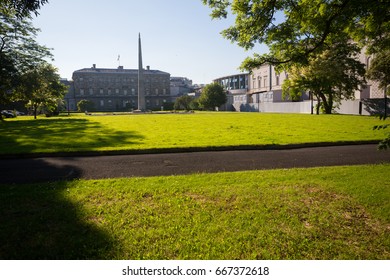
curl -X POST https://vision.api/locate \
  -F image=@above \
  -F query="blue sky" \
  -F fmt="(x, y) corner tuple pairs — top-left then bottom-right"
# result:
(32, 0), (268, 84)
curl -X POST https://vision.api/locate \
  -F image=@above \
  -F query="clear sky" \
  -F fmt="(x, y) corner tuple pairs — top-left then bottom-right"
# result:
(32, 0), (268, 85)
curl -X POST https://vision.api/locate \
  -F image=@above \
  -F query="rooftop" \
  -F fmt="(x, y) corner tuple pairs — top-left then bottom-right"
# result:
(73, 65), (169, 75)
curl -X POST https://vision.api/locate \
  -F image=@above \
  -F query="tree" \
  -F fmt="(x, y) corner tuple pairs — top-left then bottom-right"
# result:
(0, 12), (53, 110)
(367, 50), (390, 95)
(174, 95), (195, 111)
(198, 83), (227, 110)
(367, 50), (390, 149)
(14, 63), (67, 119)
(77, 99), (95, 112)
(1, 0), (48, 18)
(202, 0), (390, 69)
(282, 38), (366, 114)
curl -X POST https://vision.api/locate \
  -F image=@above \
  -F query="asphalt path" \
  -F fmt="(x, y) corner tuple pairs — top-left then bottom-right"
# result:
(0, 144), (389, 184)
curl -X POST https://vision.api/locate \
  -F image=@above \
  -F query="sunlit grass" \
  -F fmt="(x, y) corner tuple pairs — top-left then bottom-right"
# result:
(1, 164), (389, 259)
(0, 112), (386, 155)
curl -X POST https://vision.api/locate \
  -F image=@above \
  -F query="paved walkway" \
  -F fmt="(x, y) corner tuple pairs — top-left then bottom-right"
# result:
(0, 144), (389, 184)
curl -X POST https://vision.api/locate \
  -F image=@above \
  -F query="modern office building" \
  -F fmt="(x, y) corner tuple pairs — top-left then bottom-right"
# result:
(213, 73), (249, 111)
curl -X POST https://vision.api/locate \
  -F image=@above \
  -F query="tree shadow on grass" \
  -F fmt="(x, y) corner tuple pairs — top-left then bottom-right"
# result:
(0, 118), (146, 259)
(0, 160), (116, 259)
(0, 117), (145, 155)
(0, 117), (143, 259)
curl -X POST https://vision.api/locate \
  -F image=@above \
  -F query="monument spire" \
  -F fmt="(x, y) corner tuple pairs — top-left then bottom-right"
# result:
(138, 33), (146, 111)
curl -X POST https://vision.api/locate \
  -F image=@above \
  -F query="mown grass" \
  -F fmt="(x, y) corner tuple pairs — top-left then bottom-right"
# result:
(0, 112), (387, 155)
(1, 164), (389, 259)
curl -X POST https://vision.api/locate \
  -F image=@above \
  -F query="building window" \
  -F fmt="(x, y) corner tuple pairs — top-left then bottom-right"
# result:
(163, 89), (166, 95)
(155, 89), (159, 95)
(80, 89), (84, 95)
(258, 77), (261, 88)
(264, 76), (268, 88)
(124, 90), (128, 95)
(131, 88), (135, 95)
(89, 88), (93, 95)
(100, 100), (104, 106)
(276, 75), (280, 86)
(116, 89), (120, 94)
(100, 89), (104, 94)
(108, 89), (112, 95)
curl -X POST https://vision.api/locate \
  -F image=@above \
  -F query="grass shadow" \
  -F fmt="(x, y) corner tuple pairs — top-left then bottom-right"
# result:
(0, 118), (145, 155)
(0, 178), (117, 259)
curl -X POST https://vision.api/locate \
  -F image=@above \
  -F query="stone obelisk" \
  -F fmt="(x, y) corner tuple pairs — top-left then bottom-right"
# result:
(137, 33), (146, 111)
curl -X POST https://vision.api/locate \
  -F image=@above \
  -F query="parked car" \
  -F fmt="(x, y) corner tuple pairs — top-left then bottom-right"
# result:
(1, 110), (15, 118)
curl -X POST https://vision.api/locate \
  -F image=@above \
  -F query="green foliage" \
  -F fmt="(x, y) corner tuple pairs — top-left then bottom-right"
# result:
(13, 63), (67, 119)
(174, 95), (195, 111)
(203, 0), (389, 69)
(77, 99), (95, 112)
(367, 50), (390, 92)
(0, 0), (48, 18)
(1, 164), (389, 259)
(374, 118), (390, 150)
(0, 11), (53, 108)
(198, 83), (227, 110)
(282, 38), (366, 114)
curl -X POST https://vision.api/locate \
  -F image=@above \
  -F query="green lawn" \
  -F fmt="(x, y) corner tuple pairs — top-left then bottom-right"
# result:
(0, 112), (387, 155)
(1, 165), (389, 259)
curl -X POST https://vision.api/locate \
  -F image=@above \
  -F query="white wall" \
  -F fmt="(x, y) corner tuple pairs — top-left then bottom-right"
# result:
(259, 101), (313, 113)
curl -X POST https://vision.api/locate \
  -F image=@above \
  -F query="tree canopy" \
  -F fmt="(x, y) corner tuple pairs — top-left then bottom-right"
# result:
(1, 0), (48, 17)
(198, 83), (227, 110)
(282, 36), (366, 114)
(14, 63), (67, 118)
(0, 10), (53, 106)
(174, 95), (196, 111)
(367, 50), (390, 92)
(203, 0), (390, 70)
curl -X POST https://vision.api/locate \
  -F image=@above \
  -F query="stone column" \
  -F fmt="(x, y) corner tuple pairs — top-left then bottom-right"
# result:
(138, 33), (146, 111)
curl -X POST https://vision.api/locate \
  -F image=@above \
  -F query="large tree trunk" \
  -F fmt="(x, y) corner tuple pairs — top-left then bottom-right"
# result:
(318, 92), (333, 114)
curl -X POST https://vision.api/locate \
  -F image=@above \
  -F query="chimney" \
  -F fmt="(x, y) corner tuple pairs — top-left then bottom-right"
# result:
(118, 66), (124, 70)
(146, 65), (150, 71)
(92, 64), (96, 69)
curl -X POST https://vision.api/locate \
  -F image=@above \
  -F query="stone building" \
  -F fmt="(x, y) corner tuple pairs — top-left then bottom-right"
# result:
(170, 77), (194, 97)
(71, 64), (171, 111)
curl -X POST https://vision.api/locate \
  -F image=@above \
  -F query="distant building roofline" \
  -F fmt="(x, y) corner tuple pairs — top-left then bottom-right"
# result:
(73, 66), (169, 75)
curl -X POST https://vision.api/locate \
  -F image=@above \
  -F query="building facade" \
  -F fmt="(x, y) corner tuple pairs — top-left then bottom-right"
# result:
(170, 77), (194, 97)
(213, 49), (386, 114)
(71, 64), (171, 111)
(213, 73), (249, 111)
